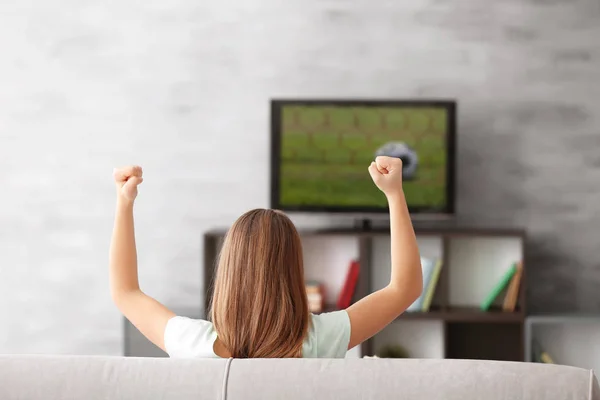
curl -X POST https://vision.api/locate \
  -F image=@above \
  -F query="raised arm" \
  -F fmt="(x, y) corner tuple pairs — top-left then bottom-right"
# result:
(109, 166), (174, 352)
(346, 156), (423, 349)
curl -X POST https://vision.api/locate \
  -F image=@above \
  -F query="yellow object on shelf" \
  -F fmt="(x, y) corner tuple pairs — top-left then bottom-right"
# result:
(540, 352), (554, 364)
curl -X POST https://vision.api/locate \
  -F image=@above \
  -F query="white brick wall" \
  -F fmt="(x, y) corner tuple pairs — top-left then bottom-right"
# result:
(1, 0), (599, 354)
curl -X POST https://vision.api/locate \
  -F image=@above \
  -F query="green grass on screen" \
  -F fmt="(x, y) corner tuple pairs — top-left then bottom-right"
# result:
(279, 106), (447, 208)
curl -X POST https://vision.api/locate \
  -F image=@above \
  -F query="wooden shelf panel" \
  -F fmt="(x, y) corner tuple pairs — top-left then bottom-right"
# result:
(316, 306), (523, 323)
(399, 307), (524, 323)
(314, 305), (341, 315)
(205, 220), (526, 239)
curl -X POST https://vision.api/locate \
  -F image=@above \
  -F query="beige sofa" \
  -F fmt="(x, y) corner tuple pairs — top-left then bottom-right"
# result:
(0, 355), (597, 399)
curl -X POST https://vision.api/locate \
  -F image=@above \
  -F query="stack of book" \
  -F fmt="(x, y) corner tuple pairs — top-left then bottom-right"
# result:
(406, 257), (443, 312)
(480, 261), (523, 312)
(305, 260), (360, 313)
(305, 281), (326, 313)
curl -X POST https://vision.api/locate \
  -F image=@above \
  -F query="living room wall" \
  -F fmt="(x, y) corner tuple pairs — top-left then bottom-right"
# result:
(0, 0), (598, 355)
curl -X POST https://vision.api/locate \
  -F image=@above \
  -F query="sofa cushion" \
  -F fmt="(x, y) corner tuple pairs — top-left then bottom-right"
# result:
(0, 355), (228, 400)
(226, 358), (599, 400)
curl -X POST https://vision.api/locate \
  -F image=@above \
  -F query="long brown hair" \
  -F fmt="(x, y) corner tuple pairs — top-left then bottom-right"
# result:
(209, 208), (309, 358)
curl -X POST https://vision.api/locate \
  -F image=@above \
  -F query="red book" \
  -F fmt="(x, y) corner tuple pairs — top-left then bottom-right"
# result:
(337, 260), (360, 310)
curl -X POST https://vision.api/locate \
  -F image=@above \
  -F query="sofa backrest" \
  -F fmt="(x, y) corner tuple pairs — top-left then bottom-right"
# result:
(1, 355), (598, 400)
(0, 355), (228, 400)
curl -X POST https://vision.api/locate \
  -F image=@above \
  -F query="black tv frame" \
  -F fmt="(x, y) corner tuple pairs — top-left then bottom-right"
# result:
(270, 99), (457, 215)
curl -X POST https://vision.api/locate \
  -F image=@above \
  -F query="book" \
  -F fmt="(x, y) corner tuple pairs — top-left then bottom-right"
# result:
(305, 280), (322, 293)
(406, 258), (436, 312)
(305, 285), (321, 294)
(540, 352), (555, 364)
(480, 263), (518, 311)
(502, 261), (523, 312)
(305, 281), (325, 313)
(533, 340), (555, 364)
(336, 260), (360, 309)
(421, 259), (443, 312)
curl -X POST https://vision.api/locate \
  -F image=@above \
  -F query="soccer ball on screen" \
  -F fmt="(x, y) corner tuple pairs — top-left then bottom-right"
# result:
(374, 141), (418, 180)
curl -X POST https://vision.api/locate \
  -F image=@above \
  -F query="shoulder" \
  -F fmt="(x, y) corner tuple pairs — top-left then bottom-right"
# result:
(303, 310), (351, 358)
(163, 316), (218, 358)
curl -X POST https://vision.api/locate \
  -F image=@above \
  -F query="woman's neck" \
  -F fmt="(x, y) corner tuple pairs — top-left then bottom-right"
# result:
(213, 338), (232, 358)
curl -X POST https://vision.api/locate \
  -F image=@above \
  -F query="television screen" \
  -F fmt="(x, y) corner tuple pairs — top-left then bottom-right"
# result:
(270, 100), (456, 214)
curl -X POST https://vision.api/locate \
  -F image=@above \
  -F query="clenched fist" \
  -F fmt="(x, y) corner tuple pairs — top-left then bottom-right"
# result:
(368, 156), (404, 198)
(113, 165), (143, 203)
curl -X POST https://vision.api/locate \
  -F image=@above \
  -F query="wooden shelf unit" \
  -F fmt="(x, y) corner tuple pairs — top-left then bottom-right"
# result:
(202, 221), (527, 361)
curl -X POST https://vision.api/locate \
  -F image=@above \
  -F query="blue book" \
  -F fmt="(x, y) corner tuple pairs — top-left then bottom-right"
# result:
(406, 257), (435, 312)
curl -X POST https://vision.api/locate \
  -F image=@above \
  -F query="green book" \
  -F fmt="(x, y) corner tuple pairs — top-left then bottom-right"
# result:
(480, 263), (518, 311)
(421, 259), (443, 312)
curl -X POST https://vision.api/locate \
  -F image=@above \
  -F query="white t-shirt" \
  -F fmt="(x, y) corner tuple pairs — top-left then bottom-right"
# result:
(164, 310), (351, 358)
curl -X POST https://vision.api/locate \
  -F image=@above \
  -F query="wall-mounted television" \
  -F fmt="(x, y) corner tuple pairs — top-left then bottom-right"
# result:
(270, 99), (456, 215)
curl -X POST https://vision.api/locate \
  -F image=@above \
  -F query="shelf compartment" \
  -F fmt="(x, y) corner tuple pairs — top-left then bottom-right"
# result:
(448, 236), (524, 308)
(301, 235), (359, 307)
(525, 315), (600, 372)
(446, 322), (522, 361)
(372, 320), (445, 359)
